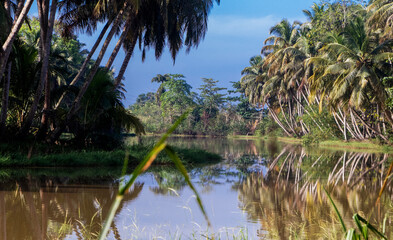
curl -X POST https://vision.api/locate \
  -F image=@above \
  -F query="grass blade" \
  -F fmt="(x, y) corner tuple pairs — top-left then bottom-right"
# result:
(98, 195), (123, 240)
(119, 111), (189, 196)
(353, 214), (366, 239)
(345, 229), (355, 240)
(165, 145), (211, 227)
(323, 186), (347, 233)
(355, 214), (387, 239)
(98, 112), (190, 239)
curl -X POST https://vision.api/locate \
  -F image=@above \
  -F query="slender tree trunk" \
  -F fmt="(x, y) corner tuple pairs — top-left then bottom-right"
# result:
(293, 95), (325, 132)
(20, 0), (57, 136)
(336, 108), (357, 139)
(4, 0), (12, 27)
(350, 108), (364, 140)
(105, 16), (132, 70)
(0, 62), (11, 136)
(267, 105), (293, 137)
(114, 35), (138, 88)
(38, 71), (51, 137)
(278, 97), (297, 137)
(49, 2), (130, 142)
(343, 111), (347, 141)
(352, 108), (389, 142)
(0, 0), (33, 81)
(54, 20), (112, 109)
(333, 112), (345, 136)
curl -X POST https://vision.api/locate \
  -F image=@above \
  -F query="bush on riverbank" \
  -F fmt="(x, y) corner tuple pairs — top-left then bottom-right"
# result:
(0, 144), (221, 167)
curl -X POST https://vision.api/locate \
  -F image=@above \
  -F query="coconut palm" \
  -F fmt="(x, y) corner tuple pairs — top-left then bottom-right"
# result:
(309, 17), (393, 141)
(0, 0), (34, 85)
(240, 55), (266, 105)
(367, 0), (393, 38)
(49, 0), (220, 142)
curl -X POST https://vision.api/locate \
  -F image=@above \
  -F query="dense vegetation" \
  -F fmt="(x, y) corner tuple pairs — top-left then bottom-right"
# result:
(130, 0), (393, 144)
(0, 0), (219, 147)
(239, 0), (393, 145)
(3, 0), (393, 147)
(129, 74), (261, 135)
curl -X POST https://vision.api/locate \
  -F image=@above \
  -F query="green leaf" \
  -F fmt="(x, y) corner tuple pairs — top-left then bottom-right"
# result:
(355, 214), (387, 239)
(165, 145), (211, 227)
(98, 111), (190, 240)
(324, 186), (347, 232)
(346, 229), (355, 240)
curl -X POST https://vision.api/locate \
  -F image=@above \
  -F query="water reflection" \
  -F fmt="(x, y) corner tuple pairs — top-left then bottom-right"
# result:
(0, 138), (393, 239)
(0, 170), (143, 240)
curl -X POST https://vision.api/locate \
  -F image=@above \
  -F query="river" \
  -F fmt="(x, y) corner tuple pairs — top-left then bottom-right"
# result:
(0, 137), (392, 239)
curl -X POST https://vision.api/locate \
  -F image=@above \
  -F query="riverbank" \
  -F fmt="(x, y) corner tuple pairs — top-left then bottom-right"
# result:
(228, 135), (393, 153)
(0, 144), (221, 167)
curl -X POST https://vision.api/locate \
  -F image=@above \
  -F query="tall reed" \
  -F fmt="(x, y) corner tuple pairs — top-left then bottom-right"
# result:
(98, 112), (210, 239)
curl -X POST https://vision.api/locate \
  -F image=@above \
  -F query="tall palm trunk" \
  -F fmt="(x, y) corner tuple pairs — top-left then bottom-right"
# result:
(0, 0), (33, 81)
(49, 2), (130, 142)
(38, 70), (51, 137)
(105, 15), (132, 70)
(267, 104), (293, 137)
(20, 0), (57, 136)
(0, 62), (11, 136)
(114, 35), (138, 88)
(54, 20), (112, 109)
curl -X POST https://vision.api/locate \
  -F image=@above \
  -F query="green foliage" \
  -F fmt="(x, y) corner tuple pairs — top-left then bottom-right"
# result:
(257, 116), (282, 137)
(0, 143), (221, 167)
(130, 75), (256, 136)
(159, 74), (195, 123)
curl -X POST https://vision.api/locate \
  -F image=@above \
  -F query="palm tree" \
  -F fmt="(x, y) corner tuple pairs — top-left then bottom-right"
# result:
(74, 67), (144, 145)
(20, 0), (58, 136)
(303, 3), (325, 23)
(48, 0), (220, 142)
(367, 0), (393, 38)
(0, 0), (34, 85)
(309, 17), (393, 141)
(260, 20), (305, 137)
(240, 55), (265, 105)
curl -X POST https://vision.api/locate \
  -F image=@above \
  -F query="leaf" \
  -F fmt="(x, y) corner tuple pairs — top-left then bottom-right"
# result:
(345, 229), (356, 240)
(98, 111), (190, 240)
(324, 186), (347, 233)
(165, 145), (211, 227)
(355, 214), (387, 239)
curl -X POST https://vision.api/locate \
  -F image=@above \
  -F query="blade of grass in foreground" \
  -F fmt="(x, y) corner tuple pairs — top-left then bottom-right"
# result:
(323, 187), (347, 233)
(165, 145), (211, 227)
(99, 111), (210, 239)
(354, 214), (387, 239)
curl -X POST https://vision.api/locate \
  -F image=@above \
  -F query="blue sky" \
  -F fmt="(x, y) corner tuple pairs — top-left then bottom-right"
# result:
(31, 0), (317, 106)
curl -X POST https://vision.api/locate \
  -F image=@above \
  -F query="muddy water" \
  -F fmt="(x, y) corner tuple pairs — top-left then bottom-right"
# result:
(1, 137), (393, 239)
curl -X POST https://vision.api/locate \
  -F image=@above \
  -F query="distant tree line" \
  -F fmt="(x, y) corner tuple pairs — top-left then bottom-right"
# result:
(129, 74), (263, 136)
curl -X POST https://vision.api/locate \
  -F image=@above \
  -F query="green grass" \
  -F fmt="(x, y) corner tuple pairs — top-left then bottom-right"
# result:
(0, 145), (221, 167)
(319, 140), (393, 153)
(227, 134), (393, 153)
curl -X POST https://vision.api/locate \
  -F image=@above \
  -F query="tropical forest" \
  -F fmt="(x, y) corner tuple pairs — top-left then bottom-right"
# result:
(2, 0), (393, 239)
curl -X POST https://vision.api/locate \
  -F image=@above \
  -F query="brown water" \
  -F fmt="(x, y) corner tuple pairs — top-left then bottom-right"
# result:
(1, 137), (393, 239)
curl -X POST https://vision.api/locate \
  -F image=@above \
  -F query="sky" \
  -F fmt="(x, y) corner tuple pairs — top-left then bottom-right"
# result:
(31, 0), (317, 106)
